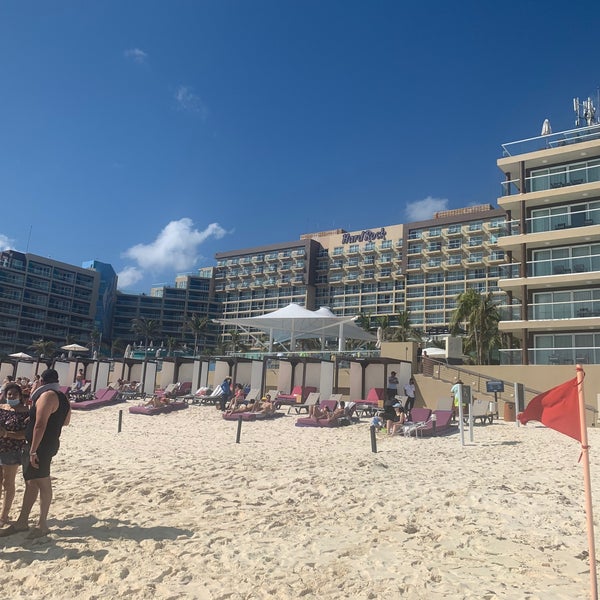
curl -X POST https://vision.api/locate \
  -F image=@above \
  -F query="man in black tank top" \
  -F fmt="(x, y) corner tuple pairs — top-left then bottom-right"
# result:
(0, 368), (71, 538)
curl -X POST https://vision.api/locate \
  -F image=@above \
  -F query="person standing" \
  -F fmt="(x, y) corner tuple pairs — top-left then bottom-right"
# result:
(0, 369), (71, 538)
(386, 371), (399, 406)
(0, 384), (28, 525)
(404, 377), (416, 415)
(218, 376), (232, 411)
(416, 344), (423, 372)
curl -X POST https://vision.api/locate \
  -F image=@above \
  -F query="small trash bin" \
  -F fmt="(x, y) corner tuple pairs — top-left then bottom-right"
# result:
(503, 401), (516, 422)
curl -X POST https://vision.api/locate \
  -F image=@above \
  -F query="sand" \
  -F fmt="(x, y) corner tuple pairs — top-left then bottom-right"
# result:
(0, 401), (597, 600)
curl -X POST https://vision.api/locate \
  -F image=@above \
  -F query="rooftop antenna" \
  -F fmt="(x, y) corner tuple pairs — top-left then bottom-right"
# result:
(574, 94), (598, 127)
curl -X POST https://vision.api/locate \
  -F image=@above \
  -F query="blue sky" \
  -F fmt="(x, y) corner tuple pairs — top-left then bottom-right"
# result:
(1, 1), (599, 293)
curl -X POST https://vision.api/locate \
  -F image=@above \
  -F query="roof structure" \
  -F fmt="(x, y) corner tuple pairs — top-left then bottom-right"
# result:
(216, 303), (376, 351)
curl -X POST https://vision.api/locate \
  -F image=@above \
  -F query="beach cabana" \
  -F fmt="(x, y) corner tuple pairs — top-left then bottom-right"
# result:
(216, 303), (376, 352)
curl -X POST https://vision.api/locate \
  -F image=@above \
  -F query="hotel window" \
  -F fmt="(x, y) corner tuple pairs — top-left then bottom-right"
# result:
(447, 270), (465, 281)
(467, 268), (486, 279)
(363, 256), (375, 265)
(407, 300), (424, 311)
(361, 283), (376, 292)
(446, 283), (465, 295)
(364, 269), (375, 279)
(381, 240), (392, 249)
(467, 253), (484, 263)
(380, 254), (392, 263)
(428, 285), (444, 296)
(349, 244), (359, 253)
(427, 258), (442, 267)
(429, 227), (442, 237)
(426, 299), (444, 310)
(468, 222), (482, 232)
(380, 268), (391, 277)
(408, 243), (422, 254)
(426, 273), (445, 283)
(447, 225), (461, 234)
(365, 242), (376, 251)
(377, 282), (393, 291)
(406, 274), (425, 285)
(468, 236), (483, 247)
(408, 259), (421, 269)
(362, 294), (376, 305)
(408, 231), (422, 240)
(333, 247), (344, 256)
(447, 239), (461, 249)
(428, 242), (442, 252)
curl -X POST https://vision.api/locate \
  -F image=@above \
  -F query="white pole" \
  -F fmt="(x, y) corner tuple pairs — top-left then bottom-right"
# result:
(457, 383), (465, 446)
(577, 365), (598, 600)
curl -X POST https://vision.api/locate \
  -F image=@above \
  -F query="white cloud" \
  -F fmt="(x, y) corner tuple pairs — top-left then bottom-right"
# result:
(117, 266), (144, 289)
(405, 196), (449, 222)
(0, 234), (14, 251)
(124, 48), (148, 64)
(122, 218), (227, 273)
(174, 85), (208, 118)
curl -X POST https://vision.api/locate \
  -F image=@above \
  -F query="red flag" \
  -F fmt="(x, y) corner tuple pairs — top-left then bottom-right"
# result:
(518, 377), (581, 442)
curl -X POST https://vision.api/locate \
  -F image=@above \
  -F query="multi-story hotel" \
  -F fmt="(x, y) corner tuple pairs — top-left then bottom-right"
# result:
(214, 204), (506, 345)
(497, 117), (600, 365)
(0, 250), (99, 355)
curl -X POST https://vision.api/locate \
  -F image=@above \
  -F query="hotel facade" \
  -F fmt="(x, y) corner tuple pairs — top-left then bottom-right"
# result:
(497, 121), (600, 366)
(214, 204), (506, 347)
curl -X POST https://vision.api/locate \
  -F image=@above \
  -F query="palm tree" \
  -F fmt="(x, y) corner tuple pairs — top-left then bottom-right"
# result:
(111, 338), (125, 358)
(166, 336), (179, 357)
(184, 314), (209, 356)
(450, 289), (500, 364)
(393, 310), (418, 342)
(29, 338), (57, 359)
(131, 317), (161, 359)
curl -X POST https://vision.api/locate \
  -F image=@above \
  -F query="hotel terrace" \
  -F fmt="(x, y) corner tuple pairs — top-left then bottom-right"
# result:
(497, 120), (600, 365)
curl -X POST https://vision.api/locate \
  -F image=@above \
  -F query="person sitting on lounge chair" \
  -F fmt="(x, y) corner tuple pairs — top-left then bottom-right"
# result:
(144, 395), (170, 408)
(252, 394), (275, 416)
(310, 401), (346, 423)
(385, 402), (406, 435)
(228, 384), (247, 410)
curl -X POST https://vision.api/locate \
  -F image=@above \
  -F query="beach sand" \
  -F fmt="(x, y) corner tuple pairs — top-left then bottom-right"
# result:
(0, 402), (597, 599)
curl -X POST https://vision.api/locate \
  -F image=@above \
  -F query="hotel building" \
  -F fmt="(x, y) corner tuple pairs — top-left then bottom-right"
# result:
(0, 250), (99, 355)
(214, 204), (506, 346)
(497, 120), (600, 365)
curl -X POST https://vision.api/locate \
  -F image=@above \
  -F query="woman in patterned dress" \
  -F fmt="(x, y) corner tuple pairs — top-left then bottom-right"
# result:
(0, 383), (28, 524)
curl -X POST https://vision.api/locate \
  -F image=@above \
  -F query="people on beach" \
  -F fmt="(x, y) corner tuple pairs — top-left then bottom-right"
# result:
(450, 378), (464, 420)
(404, 377), (416, 415)
(228, 383), (246, 410)
(218, 377), (232, 411)
(387, 403), (407, 435)
(386, 371), (399, 405)
(0, 369), (71, 539)
(0, 384), (28, 525)
(74, 369), (85, 390)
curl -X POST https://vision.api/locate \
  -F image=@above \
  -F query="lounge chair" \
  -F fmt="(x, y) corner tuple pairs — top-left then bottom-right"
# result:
(70, 388), (122, 411)
(155, 383), (178, 399)
(353, 388), (385, 418)
(406, 410), (455, 437)
(69, 382), (92, 402)
(191, 386), (224, 406)
(173, 381), (192, 397)
(295, 399), (343, 427)
(275, 386), (317, 407)
(466, 399), (494, 424)
(288, 392), (320, 414)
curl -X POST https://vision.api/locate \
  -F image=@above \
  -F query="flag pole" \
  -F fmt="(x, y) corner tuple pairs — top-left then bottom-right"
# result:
(577, 364), (598, 600)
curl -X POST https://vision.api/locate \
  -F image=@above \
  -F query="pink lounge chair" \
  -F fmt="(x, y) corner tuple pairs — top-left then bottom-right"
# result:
(70, 388), (122, 410)
(295, 399), (342, 427)
(275, 386), (317, 407)
(407, 410), (454, 437)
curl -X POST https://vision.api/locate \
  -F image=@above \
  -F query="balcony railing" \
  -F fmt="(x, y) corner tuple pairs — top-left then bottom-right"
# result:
(499, 346), (600, 365)
(501, 124), (600, 157)
(500, 253), (600, 278)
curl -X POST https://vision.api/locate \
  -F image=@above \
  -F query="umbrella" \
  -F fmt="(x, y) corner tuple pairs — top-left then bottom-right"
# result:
(9, 352), (33, 360)
(61, 344), (89, 352)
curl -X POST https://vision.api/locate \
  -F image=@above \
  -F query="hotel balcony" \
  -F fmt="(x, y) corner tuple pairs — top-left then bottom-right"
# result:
(250, 280), (263, 288)
(497, 209), (600, 256)
(498, 256), (600, 292)
(291, 249), (306, 257)
(462, 257), (484, 268)
(443, 226), (463, 238)
(291, 261), (305, 270)
(343, 274), (360, 284)
(360, 272), (375, 281)
(499, 347), (600, 366)
(406, 262), (422, 272)
(442, 256), (463, 270)
(423, 245), (443, 255)
(374, 272), (392, 280)
(362, 243), (377, 254)
(345, 246), (359, 255)
(483, 252), (505, 265)
(265, 253), (279, 262)
(330, 261), (344, 271)
(392, 269), (404, 279)
(422, 260), (443, 271)
(345, 261), (361, 270)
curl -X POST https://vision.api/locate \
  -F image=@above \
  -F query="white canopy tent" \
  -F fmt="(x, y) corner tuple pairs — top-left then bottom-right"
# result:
(216, 303), (376, 352)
